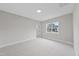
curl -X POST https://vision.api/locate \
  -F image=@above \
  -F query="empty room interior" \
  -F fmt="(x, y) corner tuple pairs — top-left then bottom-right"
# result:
(0, 3), (79, 56)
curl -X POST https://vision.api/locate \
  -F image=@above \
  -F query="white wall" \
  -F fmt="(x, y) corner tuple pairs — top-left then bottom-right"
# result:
(73, 4), (79, 56)
(0, 10), (38, 47)
(36, 22), (42, 38)
(38, 14), (73, 45)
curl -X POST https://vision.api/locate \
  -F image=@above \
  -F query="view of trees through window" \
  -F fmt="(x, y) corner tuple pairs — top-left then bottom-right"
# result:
(47, 22), (59, 32)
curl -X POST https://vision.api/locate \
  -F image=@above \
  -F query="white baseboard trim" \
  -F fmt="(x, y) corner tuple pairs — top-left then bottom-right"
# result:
(0, 39), (34, 48)
(41, 37), (73, 46)
(0, 37), (73, 48)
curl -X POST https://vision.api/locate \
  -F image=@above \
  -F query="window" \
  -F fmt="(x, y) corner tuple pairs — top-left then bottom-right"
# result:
(46, 22), (59, 33)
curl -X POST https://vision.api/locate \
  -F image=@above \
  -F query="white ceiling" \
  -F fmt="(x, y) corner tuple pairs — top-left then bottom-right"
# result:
(0, 3), (75, 21)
